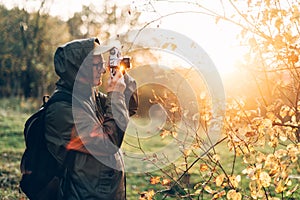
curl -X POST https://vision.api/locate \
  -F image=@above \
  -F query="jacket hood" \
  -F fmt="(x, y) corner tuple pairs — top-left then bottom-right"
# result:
(54, 38), (100, 91)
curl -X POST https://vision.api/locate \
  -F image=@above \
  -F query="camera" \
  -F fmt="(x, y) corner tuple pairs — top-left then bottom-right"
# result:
(109, 47), (131, 77)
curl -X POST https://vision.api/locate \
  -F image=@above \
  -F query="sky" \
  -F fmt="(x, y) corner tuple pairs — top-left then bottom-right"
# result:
(0, 0), (247, 76)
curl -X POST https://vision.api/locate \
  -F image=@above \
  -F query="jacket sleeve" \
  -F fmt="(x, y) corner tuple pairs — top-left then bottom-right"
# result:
(45, 87), (136, 158)
(67, 92), (129, 156)
(96, 73), (138, 117)
(102, 91), (129, 148)
(124, 73), (138, 116)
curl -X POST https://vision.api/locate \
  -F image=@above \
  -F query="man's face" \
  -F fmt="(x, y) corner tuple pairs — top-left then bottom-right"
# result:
(92, 55), (106, 86)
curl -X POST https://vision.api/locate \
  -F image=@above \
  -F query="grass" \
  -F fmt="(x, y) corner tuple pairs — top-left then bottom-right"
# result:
(0, 111), (28, 153)
(0, 98), (31, 199)
(0, 98), (159, 200)
(0, 151), (26, 200)
(0, 98), (299, 200)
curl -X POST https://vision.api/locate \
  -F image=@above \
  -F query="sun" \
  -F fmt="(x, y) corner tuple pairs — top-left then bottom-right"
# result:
(202, 19), (246, 76)
(208, 44), (245, 76)
(139, 7), (245, 77)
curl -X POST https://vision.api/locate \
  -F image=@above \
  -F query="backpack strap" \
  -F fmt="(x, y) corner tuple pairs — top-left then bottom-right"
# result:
(43, 95), (50, 105)
(43, 91), (75, 171)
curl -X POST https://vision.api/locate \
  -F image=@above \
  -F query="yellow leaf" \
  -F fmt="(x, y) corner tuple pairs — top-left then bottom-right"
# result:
(229, 175), (240, 188)
(287, 144), (299, 162)
(243, 153), (256, 164)
(274, 149), (287, 159)
(171, 131), (178, 138)
(161, 178), (171, 186)
(286, 179), (292, 186)
(259, 171), (271, 187)
(249, 181), (262, 193)
(194, 189), (201, 194)
(139, 190), (155, 200)
(170, 106), (179, 113)
(148, 189), (155, 197)
(204, 185), (216, 194)
(150, 176), (160, 185)
(256, 152), (266, 163)
(268, 137), (279, 148)
(265, 154), (277, 169)
(249, 180), (265, 198)
(245, 131), (256, 137)
(290, 155), (298, 163)
(279, 105), (290, 118)
(279, 134), (287, 142)
(227, 189), (235, 199)
(162, 42), (177, 51)
(160, 130), (170, 139)
(183, 149), (191, 156)
(139, 193), (147, 200)
(235, 192), (242, 200)
(275, 180), (286, 193)
(242, 166), (256, 180)
(199, 163), (209, 172)
(227, 189), (242, 200)
(213, 190), (226, 199)
(215, 174), (225, 187)
(269, 168), (279, 177)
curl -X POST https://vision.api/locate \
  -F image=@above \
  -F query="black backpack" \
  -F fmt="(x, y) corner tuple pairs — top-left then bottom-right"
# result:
(20, 92), (72, 200)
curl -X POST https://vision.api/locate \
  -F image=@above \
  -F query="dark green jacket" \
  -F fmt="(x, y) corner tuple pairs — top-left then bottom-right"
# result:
(44, 38), (137, 200)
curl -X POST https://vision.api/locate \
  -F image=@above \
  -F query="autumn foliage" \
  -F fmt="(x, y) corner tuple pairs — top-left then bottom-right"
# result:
(135, 0), (300, 199)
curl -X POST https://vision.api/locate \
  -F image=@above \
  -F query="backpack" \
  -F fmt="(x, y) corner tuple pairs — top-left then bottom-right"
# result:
(20, 91), (72, 200)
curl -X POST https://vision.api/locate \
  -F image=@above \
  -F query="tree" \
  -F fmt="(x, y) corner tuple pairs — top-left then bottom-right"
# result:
(0, 6), (28, 97)
(129, 0), (300, 199)
(67, 0), (141, 40)
(0, 1), (71, 98)
(0, 0), (141, 98)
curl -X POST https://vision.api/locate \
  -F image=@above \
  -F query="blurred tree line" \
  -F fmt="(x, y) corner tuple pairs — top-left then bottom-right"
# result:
(0, 1), (141, 98)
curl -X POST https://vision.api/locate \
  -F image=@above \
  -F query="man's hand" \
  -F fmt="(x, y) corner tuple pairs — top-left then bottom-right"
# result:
(107, 70), (126, 93)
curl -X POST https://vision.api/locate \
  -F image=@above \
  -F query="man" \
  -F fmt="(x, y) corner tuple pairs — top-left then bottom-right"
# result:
(44, 37), (138, 199)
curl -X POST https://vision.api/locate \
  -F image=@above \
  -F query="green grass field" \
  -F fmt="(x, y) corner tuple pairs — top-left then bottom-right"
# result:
(0, 98), (299, 200)
(0, 98), (29, 199)
(0, 99), (163, 200)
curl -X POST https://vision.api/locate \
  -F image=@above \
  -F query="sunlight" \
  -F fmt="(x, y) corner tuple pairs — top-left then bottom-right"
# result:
(1, 0), (246, 76)
(134, 1), (246, 77)
(146, 13), (244, 77)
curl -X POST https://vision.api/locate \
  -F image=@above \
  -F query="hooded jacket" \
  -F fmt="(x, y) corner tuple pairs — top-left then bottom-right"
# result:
(44, 38), (137, 200)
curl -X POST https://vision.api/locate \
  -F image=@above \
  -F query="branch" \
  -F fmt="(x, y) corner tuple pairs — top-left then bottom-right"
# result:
(251, 66), (300, 73)
(161, 136), (228, 199)
(272, 122), (300, 129)
(227, 0), (272, 41)
(134, 129), (187, 196)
